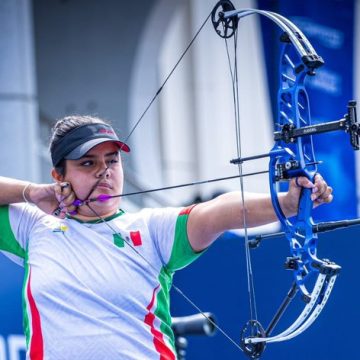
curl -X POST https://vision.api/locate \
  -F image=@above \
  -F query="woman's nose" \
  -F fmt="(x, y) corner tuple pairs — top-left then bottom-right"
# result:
(96, 163), (110, 178)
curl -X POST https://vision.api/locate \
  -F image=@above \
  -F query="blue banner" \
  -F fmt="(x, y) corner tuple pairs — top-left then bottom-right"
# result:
(0, 259), (26, 360)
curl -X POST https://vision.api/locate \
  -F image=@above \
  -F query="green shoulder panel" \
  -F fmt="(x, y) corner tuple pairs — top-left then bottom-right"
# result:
(166, 206), (206, 272)
(0, 206), (26, 258)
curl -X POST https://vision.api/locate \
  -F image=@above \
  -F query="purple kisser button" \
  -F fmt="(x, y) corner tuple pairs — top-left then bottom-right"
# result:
(73, 199), (84, 207)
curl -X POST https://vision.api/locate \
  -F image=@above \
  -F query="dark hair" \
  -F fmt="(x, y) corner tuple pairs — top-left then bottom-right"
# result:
(49, 115), (110, 175)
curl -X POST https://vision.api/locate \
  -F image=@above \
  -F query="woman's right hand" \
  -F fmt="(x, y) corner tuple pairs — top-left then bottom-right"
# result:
(27, 182), (78, 218)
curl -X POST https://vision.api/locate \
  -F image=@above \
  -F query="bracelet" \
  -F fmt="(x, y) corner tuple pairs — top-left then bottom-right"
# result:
(22, 183), (33, 203)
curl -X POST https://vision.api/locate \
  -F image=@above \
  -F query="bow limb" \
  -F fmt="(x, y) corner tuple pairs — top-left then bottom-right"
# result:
(245, 273), (338, 344)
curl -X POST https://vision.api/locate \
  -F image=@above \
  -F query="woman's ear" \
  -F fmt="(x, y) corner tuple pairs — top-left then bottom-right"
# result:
(51, 168), (64, 182)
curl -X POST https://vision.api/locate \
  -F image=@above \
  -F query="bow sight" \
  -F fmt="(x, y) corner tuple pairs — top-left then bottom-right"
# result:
(274, 100), (359, 150)
(212, 0), (358, 359)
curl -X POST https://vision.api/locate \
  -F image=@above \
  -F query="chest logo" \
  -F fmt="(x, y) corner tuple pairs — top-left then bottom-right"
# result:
(113, 231), (142, 248)
(52, 224), (69, 234)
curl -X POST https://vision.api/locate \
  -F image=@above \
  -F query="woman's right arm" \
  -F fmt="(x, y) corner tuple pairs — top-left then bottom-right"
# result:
(0, 176), (34, 204)
(0, 176), (75, 217)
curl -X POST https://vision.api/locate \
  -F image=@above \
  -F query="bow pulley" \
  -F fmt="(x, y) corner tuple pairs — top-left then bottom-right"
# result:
(240, 320), (266, 359)
(211, 0), (238, 38)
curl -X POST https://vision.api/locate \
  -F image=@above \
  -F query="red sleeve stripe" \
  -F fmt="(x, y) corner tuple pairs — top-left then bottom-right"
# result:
(144, 286), (176, 360)
(179, 204), (197, 216)
(27, 268), (44, 360)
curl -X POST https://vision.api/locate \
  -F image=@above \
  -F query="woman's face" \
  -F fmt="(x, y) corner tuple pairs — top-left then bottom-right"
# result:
(55, 142), (124, 218)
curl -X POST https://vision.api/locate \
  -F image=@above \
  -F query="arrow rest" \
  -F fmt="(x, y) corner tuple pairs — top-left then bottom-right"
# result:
(240, 320), (266, 359)
(211, 0), (238, 38)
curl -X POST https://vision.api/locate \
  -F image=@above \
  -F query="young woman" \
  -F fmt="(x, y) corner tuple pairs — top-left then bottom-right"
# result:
(0, 115), (332, 359)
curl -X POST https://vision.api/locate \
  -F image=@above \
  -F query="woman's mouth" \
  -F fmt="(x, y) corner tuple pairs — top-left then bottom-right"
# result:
(97, 182), (112, 190)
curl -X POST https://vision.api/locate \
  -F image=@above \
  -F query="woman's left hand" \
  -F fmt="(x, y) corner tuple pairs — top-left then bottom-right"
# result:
(283, 173), (333, 215)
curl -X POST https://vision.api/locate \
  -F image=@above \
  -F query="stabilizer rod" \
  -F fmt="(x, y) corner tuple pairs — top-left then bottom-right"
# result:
(249, 217), (360, 248)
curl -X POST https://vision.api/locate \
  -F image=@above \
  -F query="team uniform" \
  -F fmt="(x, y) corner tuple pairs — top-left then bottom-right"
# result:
(0, 203), (202, 360)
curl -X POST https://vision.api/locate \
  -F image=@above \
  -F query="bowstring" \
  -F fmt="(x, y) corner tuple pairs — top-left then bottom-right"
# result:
(224, 26), (258, 324)
(122, 11), (212, 145)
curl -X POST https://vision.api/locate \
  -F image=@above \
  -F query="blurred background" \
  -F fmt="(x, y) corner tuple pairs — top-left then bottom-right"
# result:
(0, 0), (359, 359)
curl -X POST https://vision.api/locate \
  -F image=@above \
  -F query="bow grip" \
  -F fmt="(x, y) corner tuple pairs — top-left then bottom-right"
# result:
(296, 187), (314, 229)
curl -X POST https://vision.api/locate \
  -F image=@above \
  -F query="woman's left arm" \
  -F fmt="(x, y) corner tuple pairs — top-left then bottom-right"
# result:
(187, 174), (333, 252)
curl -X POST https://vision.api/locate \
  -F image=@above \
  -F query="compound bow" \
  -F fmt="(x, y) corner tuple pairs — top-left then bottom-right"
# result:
(212, 1), (359, 358)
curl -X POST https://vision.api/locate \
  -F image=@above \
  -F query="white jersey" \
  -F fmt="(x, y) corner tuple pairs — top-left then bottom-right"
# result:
(0, 203), (202, 360)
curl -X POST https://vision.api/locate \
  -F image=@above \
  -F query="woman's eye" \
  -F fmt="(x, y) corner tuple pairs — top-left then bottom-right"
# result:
(109, 159), (118, 165)
(80, 160), (93, 167)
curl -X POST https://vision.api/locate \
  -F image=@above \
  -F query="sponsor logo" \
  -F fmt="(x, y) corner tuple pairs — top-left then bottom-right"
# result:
(98, 128), (115, 135)
(52, 224), (69, 234)
(303, 128), (317, 134)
